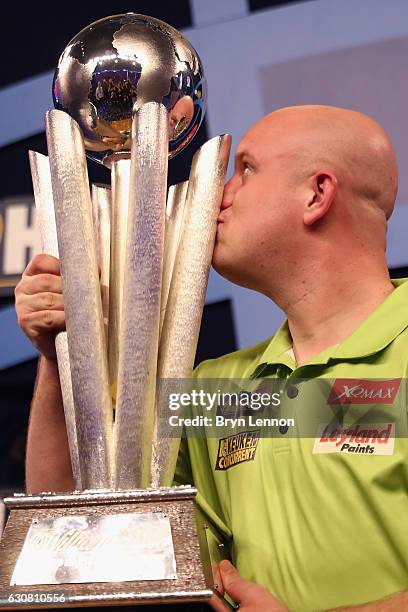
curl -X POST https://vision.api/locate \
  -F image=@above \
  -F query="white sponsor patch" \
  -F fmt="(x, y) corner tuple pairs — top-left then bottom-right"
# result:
(313, 423), (395, 456)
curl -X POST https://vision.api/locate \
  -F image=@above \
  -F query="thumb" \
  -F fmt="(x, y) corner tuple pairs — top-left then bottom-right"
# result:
(218, 560), (247, 603)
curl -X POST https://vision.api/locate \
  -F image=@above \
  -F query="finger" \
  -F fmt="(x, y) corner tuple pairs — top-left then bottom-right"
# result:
(18, 273), (63, 296)
(218, 560), (245, 603)
(209, 591), (233, 612)
(212, 562), (224, 596)
(20, 310), (65, 335)
(23, 254), (60, 277)
(21, 292), (65, 313)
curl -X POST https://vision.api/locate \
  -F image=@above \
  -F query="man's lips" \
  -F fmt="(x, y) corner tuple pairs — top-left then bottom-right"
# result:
(217, 210), (230, 224)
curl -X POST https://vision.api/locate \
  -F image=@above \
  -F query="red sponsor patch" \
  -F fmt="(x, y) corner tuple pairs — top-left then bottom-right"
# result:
(313, 423), (395, 455)
(327, 379), (401, 405)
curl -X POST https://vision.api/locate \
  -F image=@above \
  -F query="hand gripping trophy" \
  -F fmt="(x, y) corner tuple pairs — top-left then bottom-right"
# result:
(0, 13), (231, 609)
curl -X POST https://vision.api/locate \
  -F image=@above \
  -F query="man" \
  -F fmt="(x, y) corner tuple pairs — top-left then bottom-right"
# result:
(15, 105), (408, 610)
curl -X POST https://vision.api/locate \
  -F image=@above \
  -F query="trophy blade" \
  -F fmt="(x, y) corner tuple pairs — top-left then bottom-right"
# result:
(29, 150), (82, 491)
(91, 184), (111, 345)
(160, 181), (189, 335)
(107, 160), (131, 393)
(151, 134), (232, 487)
(45, 110), (113, 490)
(114, 102), (168, 489)
(29, 151), (59, 256)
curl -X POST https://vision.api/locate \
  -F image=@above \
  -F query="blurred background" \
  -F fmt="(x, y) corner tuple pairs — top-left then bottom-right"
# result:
(1, 0), (408, 497)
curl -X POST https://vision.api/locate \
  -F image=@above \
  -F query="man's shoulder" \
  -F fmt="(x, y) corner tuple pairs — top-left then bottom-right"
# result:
(193, 336), (273, 379)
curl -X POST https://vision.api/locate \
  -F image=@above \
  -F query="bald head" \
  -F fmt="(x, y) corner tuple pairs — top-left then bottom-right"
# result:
(248, 105), (398, 220)
(214, 104), (397, 296)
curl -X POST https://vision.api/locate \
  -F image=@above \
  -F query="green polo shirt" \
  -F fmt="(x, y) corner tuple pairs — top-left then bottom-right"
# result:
(174, 278), (408, 611)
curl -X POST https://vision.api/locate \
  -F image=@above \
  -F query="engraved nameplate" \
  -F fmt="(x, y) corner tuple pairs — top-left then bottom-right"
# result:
(11, 512), (177, 585)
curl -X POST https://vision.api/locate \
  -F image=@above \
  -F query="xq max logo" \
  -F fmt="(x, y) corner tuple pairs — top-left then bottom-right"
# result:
(327, 378), (401, 405)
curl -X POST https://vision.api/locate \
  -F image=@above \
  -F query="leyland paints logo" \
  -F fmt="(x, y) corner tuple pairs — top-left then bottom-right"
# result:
(327, 379), (401, 405)
(313, 423), (395, 455)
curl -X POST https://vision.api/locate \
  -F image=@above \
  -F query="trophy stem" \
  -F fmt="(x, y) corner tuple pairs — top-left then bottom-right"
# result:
(45, 110), (114, 490)
(114, 102), (169, 489)
(107, 160), (131, 393)
(91, 184), (111, 345)
(151, 134), (232, 487)
(160, 181), (188, 336)
(29, 151), (82, 491)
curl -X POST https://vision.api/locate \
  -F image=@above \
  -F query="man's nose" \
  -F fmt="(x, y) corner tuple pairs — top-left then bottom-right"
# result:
(221, 175), (239, 210)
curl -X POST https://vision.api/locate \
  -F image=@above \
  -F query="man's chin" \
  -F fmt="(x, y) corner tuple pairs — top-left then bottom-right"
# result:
(212, 254), (251, 289)
(212, 248), (228, 277)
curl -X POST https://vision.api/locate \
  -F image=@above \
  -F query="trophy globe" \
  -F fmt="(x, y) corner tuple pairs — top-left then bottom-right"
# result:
(52, 13), (208, 166)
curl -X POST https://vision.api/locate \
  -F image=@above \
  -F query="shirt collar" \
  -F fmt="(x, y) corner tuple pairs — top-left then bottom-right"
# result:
(333, 277), (408, 359)
(250, 319), (295, 378)
(249, 278), (408, 378)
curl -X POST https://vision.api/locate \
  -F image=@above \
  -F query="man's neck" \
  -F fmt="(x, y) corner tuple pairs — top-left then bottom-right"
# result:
(281, 269), (394, 367)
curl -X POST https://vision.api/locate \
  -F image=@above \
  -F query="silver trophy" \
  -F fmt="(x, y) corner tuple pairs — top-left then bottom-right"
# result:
(0, 13), (231, 608)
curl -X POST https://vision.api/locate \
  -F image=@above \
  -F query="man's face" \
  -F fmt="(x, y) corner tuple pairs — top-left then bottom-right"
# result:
(213, 118), (301, 291)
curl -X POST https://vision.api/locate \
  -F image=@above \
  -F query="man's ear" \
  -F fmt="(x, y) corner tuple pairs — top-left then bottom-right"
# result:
(303, 172), (337, 227)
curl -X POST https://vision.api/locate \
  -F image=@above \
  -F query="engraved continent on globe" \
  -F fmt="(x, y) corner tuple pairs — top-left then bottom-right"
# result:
(53, 13), (207, 165)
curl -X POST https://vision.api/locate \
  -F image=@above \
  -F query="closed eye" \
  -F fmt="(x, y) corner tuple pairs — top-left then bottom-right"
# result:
(234, 150), (256, 175)
(243, 162), (253, 175)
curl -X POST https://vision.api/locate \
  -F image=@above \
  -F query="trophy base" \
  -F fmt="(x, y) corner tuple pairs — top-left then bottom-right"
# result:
(0, 486), (228, 609)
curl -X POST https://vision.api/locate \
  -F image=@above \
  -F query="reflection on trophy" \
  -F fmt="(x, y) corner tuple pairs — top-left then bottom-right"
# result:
(0, 13), (231, 608)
